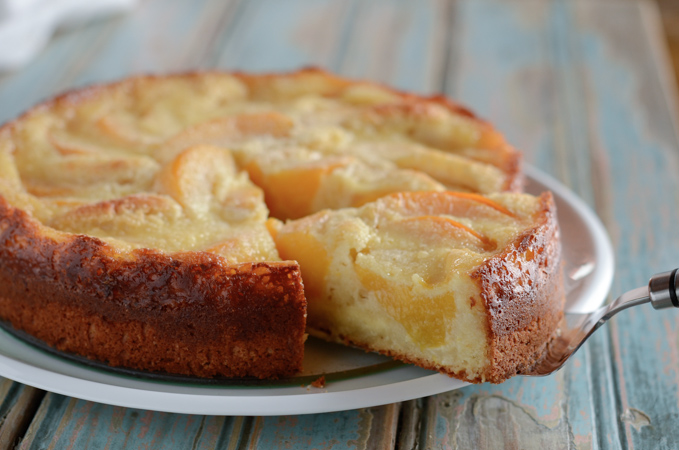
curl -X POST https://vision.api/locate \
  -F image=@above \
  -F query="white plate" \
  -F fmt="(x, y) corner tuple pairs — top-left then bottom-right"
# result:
(0, 166), (614, 416)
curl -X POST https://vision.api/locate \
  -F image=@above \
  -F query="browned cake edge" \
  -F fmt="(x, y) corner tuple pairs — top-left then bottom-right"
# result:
(307, 192), (563, 384)
(470, 191), (564, 383)
(0, 197), (307, 379)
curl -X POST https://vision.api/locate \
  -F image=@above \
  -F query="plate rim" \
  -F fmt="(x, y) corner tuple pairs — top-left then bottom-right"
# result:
(524, 165), (615, 312)
(0, 165), (615, 416)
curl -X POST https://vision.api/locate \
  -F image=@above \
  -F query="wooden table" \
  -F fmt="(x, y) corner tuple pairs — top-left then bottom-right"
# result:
(1, 0), (678, 448)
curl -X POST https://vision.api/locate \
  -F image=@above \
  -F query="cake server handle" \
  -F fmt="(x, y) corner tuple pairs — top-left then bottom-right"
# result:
(648, 269), (679, 310)
(596, 269), (678, 324)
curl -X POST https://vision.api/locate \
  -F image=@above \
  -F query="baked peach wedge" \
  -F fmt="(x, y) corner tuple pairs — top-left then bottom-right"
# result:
(275, 191), (564, 383)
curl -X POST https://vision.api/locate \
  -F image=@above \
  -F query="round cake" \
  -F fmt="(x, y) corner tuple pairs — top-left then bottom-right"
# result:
(0, 69), (562, 382)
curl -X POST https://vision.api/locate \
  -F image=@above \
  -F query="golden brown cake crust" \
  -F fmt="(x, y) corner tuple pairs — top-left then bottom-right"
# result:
(470, 192), (564, 383)
(0, 198), (306, 379)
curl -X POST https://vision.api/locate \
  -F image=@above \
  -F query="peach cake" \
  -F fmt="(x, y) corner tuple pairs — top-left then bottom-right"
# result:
(0, 69), (562, 382)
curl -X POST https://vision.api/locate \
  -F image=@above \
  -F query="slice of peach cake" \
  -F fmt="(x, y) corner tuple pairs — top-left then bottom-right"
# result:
(275, 191), (564, 383)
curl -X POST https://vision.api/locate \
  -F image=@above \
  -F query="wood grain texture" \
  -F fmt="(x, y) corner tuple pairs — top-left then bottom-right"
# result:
(580, 3), (679, 449)
(0, 382), (44, 450)
(396, 399), (423, 450)
(18, 393), (244, 450)
(0, 0), (677, 448)
(657, 0), (679, 112)
(215, 0), (355, 72)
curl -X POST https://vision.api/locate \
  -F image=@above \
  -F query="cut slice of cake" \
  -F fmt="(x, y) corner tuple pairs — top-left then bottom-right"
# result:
(275, 191), (564, 383)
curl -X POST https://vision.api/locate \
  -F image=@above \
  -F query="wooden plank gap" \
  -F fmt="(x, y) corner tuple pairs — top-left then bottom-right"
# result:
(557, 367), (580, 449)
(365, 403), (401, 450)
(204, 0), (249, 68)
(189, 415), (207, 450)
(193, 0), (245, 67)
(640, 0), (679, 145)
(439, 0), (458, 96)
(603, 320), (631, 450)
(549, 0), (595, 204)
(572, 3), (616, 236)
(235, 416), (254, 450)
(395, 399), (423, 450)
(176, 0), (244, 68)
(580, 341), (601, 447)
(417, 396), (439, 448)
(330, 0), (360, 72)
(0, 386), (45, 450)
(52, 19), (125, 94)
(211, 415), (245, 450)
(0, 380), (14, 409)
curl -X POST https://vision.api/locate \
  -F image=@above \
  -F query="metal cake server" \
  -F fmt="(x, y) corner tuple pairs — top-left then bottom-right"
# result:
(522, 269), (679, 376)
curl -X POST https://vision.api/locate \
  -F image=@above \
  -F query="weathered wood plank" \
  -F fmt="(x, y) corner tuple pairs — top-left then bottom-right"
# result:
(0, 382), (44, 450)
(17, 393), (401, 450)
(572, 2), (679, 449)
(656, 0), (679, 103)
(0, 21), (117, 124)
(214, 0), (356, 72)
(0, 0), (240, 124)
(65, 0), (241, 84)
(239, 404), (400, 450)
(396, 399), (423, 450)
(18, 392), (243, 450)
(338, 0), (450, 94)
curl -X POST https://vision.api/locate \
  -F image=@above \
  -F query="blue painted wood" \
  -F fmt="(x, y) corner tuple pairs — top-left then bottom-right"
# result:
(0, 21), (117, 124)
(338, 0), (449, 94)
(18, 393), (398, 449)
(214, 0), (356, 72)
(19, 393), (238, 450)
(0, 0), (235, 124)
(66, 0), (238, 85)
(572, 3), (679, 448)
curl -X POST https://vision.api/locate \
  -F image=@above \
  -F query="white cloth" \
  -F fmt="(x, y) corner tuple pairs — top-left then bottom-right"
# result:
(0, 0), (136, 71)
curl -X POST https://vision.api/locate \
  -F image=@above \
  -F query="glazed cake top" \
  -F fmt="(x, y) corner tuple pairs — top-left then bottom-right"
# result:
(0, 69), (520, 261)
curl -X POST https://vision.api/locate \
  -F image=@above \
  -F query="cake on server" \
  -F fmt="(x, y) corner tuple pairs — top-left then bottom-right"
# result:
(0, 69), (561, 382)
(276, 191), (563, 383)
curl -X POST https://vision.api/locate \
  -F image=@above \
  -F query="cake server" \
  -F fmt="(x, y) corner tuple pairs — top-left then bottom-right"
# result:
(522, 269), (679, 376)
